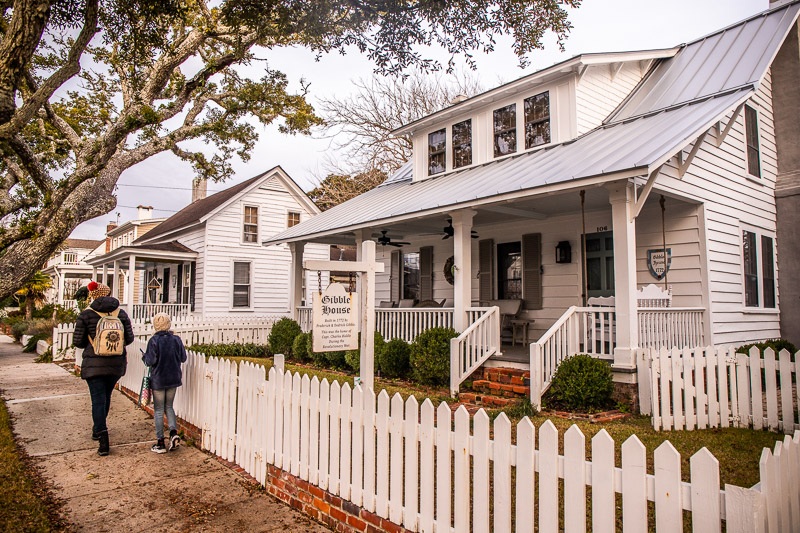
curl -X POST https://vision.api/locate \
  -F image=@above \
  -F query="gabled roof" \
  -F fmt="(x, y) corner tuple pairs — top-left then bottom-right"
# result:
(136, 166), (319, 243)
(85, 240), (198, 266)
(63, 238), (104, 250)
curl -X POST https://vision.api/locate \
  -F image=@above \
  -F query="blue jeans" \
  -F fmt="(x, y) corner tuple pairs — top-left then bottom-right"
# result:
(152, 388), (177, 440)
(86, 375), (119, 433)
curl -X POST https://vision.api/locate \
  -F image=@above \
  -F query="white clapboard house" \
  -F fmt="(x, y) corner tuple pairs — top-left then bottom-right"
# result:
(87, 167), (329, 320)
(265, 3), (800, 399)
(42, 238), (106, 310)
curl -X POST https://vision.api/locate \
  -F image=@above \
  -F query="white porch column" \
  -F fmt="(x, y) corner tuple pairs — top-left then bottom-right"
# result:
(289, 242), (305, 319)
(102, 263), (108, 285)
(92, 266), (98, 281)
(112, 261), (120, 299)
(127, 255), (136, 312)
(608, 181), (639, 369)
(57, 272), (65, 304)
(451, 209), (476, 332)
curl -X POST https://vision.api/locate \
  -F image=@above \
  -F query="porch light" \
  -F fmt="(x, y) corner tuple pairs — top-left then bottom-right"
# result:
(556, 241), (572, 264)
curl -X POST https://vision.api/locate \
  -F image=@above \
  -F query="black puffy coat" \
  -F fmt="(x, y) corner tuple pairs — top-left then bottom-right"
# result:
(73, 297), (135, 380)
(142, 330), (187, 389)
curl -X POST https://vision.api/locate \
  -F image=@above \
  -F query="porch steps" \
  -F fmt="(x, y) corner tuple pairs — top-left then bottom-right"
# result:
(457, 367), (531, 409)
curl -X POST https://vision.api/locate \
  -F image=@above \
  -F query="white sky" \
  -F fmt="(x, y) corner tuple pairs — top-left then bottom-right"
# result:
(70, 0), (769, 239)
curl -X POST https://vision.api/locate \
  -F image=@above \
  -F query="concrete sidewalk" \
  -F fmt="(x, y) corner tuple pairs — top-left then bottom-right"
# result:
(0, 336), (328, 532)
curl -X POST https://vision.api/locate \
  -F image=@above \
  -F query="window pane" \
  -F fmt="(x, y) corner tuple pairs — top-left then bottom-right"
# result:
(428, 129), (446, 175)
(745, 105), (761, 178)
(243, 206), (258, 242)
(762, 235), (775, 308)
(743, 230), (758, 307)
(493, 104), (517, 157)
(524, 92), (550, 149)
(452, 120), (472, 169)
(587, 258), (602, 291)
(234, 262), (250, 284)
(497, 242), (522, 299)
(287, 212), (301, 228)
(403, 253), (420, 300)
(233, 287), (250, 307)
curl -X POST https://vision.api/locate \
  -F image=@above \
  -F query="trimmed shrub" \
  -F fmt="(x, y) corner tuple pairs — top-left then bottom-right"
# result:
(345, 331), (386, 373)
(544, 354), (614, 412)
(292, 332), (310, 363)
(306, 331), (328, 366)
(379, 338), (411, 379)
(187, 343), (269, 359)
(268, 318), (302, 357)
(410, 327), (457, 386)
(11, 320), (29, 342)
(325, 350), (348, 370)
(736, 338), (797, 357)
(73, 286), (89, 302)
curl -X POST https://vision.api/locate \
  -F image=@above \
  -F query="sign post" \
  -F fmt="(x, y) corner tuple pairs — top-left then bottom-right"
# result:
(304, 240), (384, 391)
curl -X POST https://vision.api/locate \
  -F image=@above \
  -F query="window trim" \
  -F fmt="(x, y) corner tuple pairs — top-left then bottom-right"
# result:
(744, 104), (761, 179)
(242, 204), (259, 245)
(287, 210), (301, 229)
(231, 260), (253, 310)
(451, 119), (472, 169)
(740, 224), (778, 312)
(428, 128), (447, 176)
(493, 103), (517, 158)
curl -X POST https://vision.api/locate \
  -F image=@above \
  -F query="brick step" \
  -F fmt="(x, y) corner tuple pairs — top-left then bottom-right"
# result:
(470, 379), (530, 398)
(482, 367), (530, 385)
(457, 392), (521, 408)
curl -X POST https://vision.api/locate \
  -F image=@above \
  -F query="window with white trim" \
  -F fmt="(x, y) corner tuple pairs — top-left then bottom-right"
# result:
(742, 229), (776, 309)
(233, 261), (251, 308)
(524, 91), (550, 149)
(428, 128), (446, 175)
(744, 105), (761, 178)
(243, 205), (258, 243)
(493, 104), (517, 157)
(287, 211), (301, 228)
(452, 120), (472, 169)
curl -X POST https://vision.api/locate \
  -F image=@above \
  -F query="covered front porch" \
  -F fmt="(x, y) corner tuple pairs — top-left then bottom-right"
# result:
(288, 179), (709, 397)
(86, 243), (198, 320)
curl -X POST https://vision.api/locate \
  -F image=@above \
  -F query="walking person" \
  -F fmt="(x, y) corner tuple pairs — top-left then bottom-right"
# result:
(142, 313), (187, 453)
(72, 281), (135, 456)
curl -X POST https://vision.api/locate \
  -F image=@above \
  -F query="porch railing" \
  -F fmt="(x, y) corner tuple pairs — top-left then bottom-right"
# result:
(124, 303), (191, 320)
(638, 307), (705, 350)
(298, 306), (313, 332)
(61, 299), (78, 311)
(375, 307), (454, 342)
(450, 306), (500, 395)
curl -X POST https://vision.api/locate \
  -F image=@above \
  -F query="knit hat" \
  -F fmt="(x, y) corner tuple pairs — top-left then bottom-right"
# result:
(153, 313), (171, 332)
(87, 281), (111, 299)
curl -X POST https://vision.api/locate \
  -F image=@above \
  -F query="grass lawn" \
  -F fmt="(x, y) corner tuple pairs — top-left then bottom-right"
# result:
(0, 399), (66, 532)
(212, 355), (781, 490)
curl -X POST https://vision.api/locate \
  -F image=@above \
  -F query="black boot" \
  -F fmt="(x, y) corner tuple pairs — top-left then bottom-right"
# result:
(91, 428), (100, 441)
(97, 430), (109, 456)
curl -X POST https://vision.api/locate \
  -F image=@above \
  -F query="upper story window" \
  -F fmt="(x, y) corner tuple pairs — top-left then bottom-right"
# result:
(428, 129), (446, 175)
(524, 92), (550, 149)
(452, 120), (472, 169)
(243, 205), (258, 243)
(287, 211), (301, 228)
(493, 104), (517, 157)
(745, 105), (761, 178)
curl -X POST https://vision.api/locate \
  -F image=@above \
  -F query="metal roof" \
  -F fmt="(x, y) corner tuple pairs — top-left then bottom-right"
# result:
(610, 1), (800, 122)
(265, 89), (751, 245)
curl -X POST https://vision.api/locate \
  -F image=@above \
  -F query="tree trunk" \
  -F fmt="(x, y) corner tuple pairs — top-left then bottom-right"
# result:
(25, 298), (33, 320)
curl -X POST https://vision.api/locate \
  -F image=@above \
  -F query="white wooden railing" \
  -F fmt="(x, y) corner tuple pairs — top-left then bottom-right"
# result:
(113, 340), (797, 532)
(123, 303), (191, 320)
(298, 306), (313, 332)
(450, 306), (500, 395)
(638, 307), (705, 350)
(375, 308), (454, 342)
(61, 299), (78, 311)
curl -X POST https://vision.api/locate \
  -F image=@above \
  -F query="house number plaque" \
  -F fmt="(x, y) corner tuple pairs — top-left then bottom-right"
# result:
(312, 283), (359, 351)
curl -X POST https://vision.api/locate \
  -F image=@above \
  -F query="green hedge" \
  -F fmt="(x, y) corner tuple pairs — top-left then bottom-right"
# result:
(345, 331), (385, 373)
(379, 338), (411, 379)
(187, 343), (269, 359)
(544, 354), (614, 412)
(736, 339), (797, 357)
(410, 327), (457, 386)
(292, 332), (310, 363)
(268, 318), (302, 356)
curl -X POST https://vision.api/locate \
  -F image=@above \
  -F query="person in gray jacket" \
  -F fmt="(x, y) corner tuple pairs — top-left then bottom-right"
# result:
(72, 282), (135, 456)
(142, 313), (187, 453)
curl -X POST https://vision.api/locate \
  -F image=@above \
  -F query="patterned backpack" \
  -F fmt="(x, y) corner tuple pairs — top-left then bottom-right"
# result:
(90, 309), (125, 356)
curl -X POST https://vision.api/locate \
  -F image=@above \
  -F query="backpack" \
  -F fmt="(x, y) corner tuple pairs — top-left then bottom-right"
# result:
(89, 309), (125, 356)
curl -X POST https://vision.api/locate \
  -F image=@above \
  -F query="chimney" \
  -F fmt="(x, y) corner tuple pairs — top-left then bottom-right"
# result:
(106, 221), (117, 253)
(137, 205), (153, 220)
(450, 94), (468, 105)
(192, 178), (207, 202)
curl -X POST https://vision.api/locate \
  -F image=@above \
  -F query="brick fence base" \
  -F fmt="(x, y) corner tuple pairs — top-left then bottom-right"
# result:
(114, 379), (408, 533)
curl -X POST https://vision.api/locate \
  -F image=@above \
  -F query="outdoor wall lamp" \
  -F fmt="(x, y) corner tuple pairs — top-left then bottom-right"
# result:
(556, 241), (572, 264)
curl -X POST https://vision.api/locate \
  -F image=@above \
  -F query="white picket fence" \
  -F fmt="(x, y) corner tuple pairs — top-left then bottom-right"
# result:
(642, 346), (800, 433)
(112, 340), (798, 532)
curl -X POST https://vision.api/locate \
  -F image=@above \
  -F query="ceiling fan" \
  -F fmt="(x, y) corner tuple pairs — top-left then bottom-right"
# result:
(441, 219), (479, 240)
(377, 230), (410, 247)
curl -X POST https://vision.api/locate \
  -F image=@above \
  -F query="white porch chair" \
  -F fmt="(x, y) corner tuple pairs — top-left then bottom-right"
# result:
(636, 283), (672, 307)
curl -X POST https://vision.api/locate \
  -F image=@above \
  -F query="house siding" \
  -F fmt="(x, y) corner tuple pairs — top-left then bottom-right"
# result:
(655, 69), (780, 346)
(176, 227), (206, 309)
(575, 62), (647, 135)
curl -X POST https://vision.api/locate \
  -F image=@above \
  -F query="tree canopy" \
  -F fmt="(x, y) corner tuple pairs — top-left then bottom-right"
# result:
(0, 0), (579, 299)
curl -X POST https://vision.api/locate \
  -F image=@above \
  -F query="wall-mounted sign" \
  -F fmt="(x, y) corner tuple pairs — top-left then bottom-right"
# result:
(647, 248), (672, 281)
(312, 283), (358, 352)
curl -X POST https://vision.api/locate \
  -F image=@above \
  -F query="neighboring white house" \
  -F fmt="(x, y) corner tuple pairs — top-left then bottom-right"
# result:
(87, 167), (329, 319)
(42, 238), (106, 309)
(265, 3), (800, 395)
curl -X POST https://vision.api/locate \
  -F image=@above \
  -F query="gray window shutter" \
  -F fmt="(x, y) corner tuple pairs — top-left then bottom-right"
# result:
(190, 261), (197, 311)
(419, 246), (433, 301)
(390, 250), (402, 302)
(522, 233), (542, 310)
(479, 239), (494, 303)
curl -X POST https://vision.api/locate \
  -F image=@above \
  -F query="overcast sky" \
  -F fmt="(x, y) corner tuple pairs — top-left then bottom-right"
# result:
(70, 0), (769, 239)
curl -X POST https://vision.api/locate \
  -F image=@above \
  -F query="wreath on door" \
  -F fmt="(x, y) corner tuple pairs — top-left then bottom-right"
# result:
(444, 256), (455, 285)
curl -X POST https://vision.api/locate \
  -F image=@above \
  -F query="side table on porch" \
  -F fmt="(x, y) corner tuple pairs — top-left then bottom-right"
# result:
(510, 319), (534, 346)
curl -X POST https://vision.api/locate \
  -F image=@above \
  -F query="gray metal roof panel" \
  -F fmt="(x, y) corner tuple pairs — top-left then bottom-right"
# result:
(611, 2), (800, 122)
(265, 90), (749, 245)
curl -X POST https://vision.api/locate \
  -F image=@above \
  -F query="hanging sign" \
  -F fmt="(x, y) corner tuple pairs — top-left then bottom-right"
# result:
(647, 248), (672, 281)
(312, 283), (359, 352)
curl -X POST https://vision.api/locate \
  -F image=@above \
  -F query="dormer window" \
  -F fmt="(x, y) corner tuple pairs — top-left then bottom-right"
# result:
(744, 104), (760, 178)
(452, 120), (472, 169)
(428, 129), (446, 175)
(524, 92), (550, 149)
(493, 104), (517, 157)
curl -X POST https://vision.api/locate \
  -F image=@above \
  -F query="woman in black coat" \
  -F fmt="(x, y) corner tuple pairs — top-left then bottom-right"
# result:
(72, 282), (135, 456)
